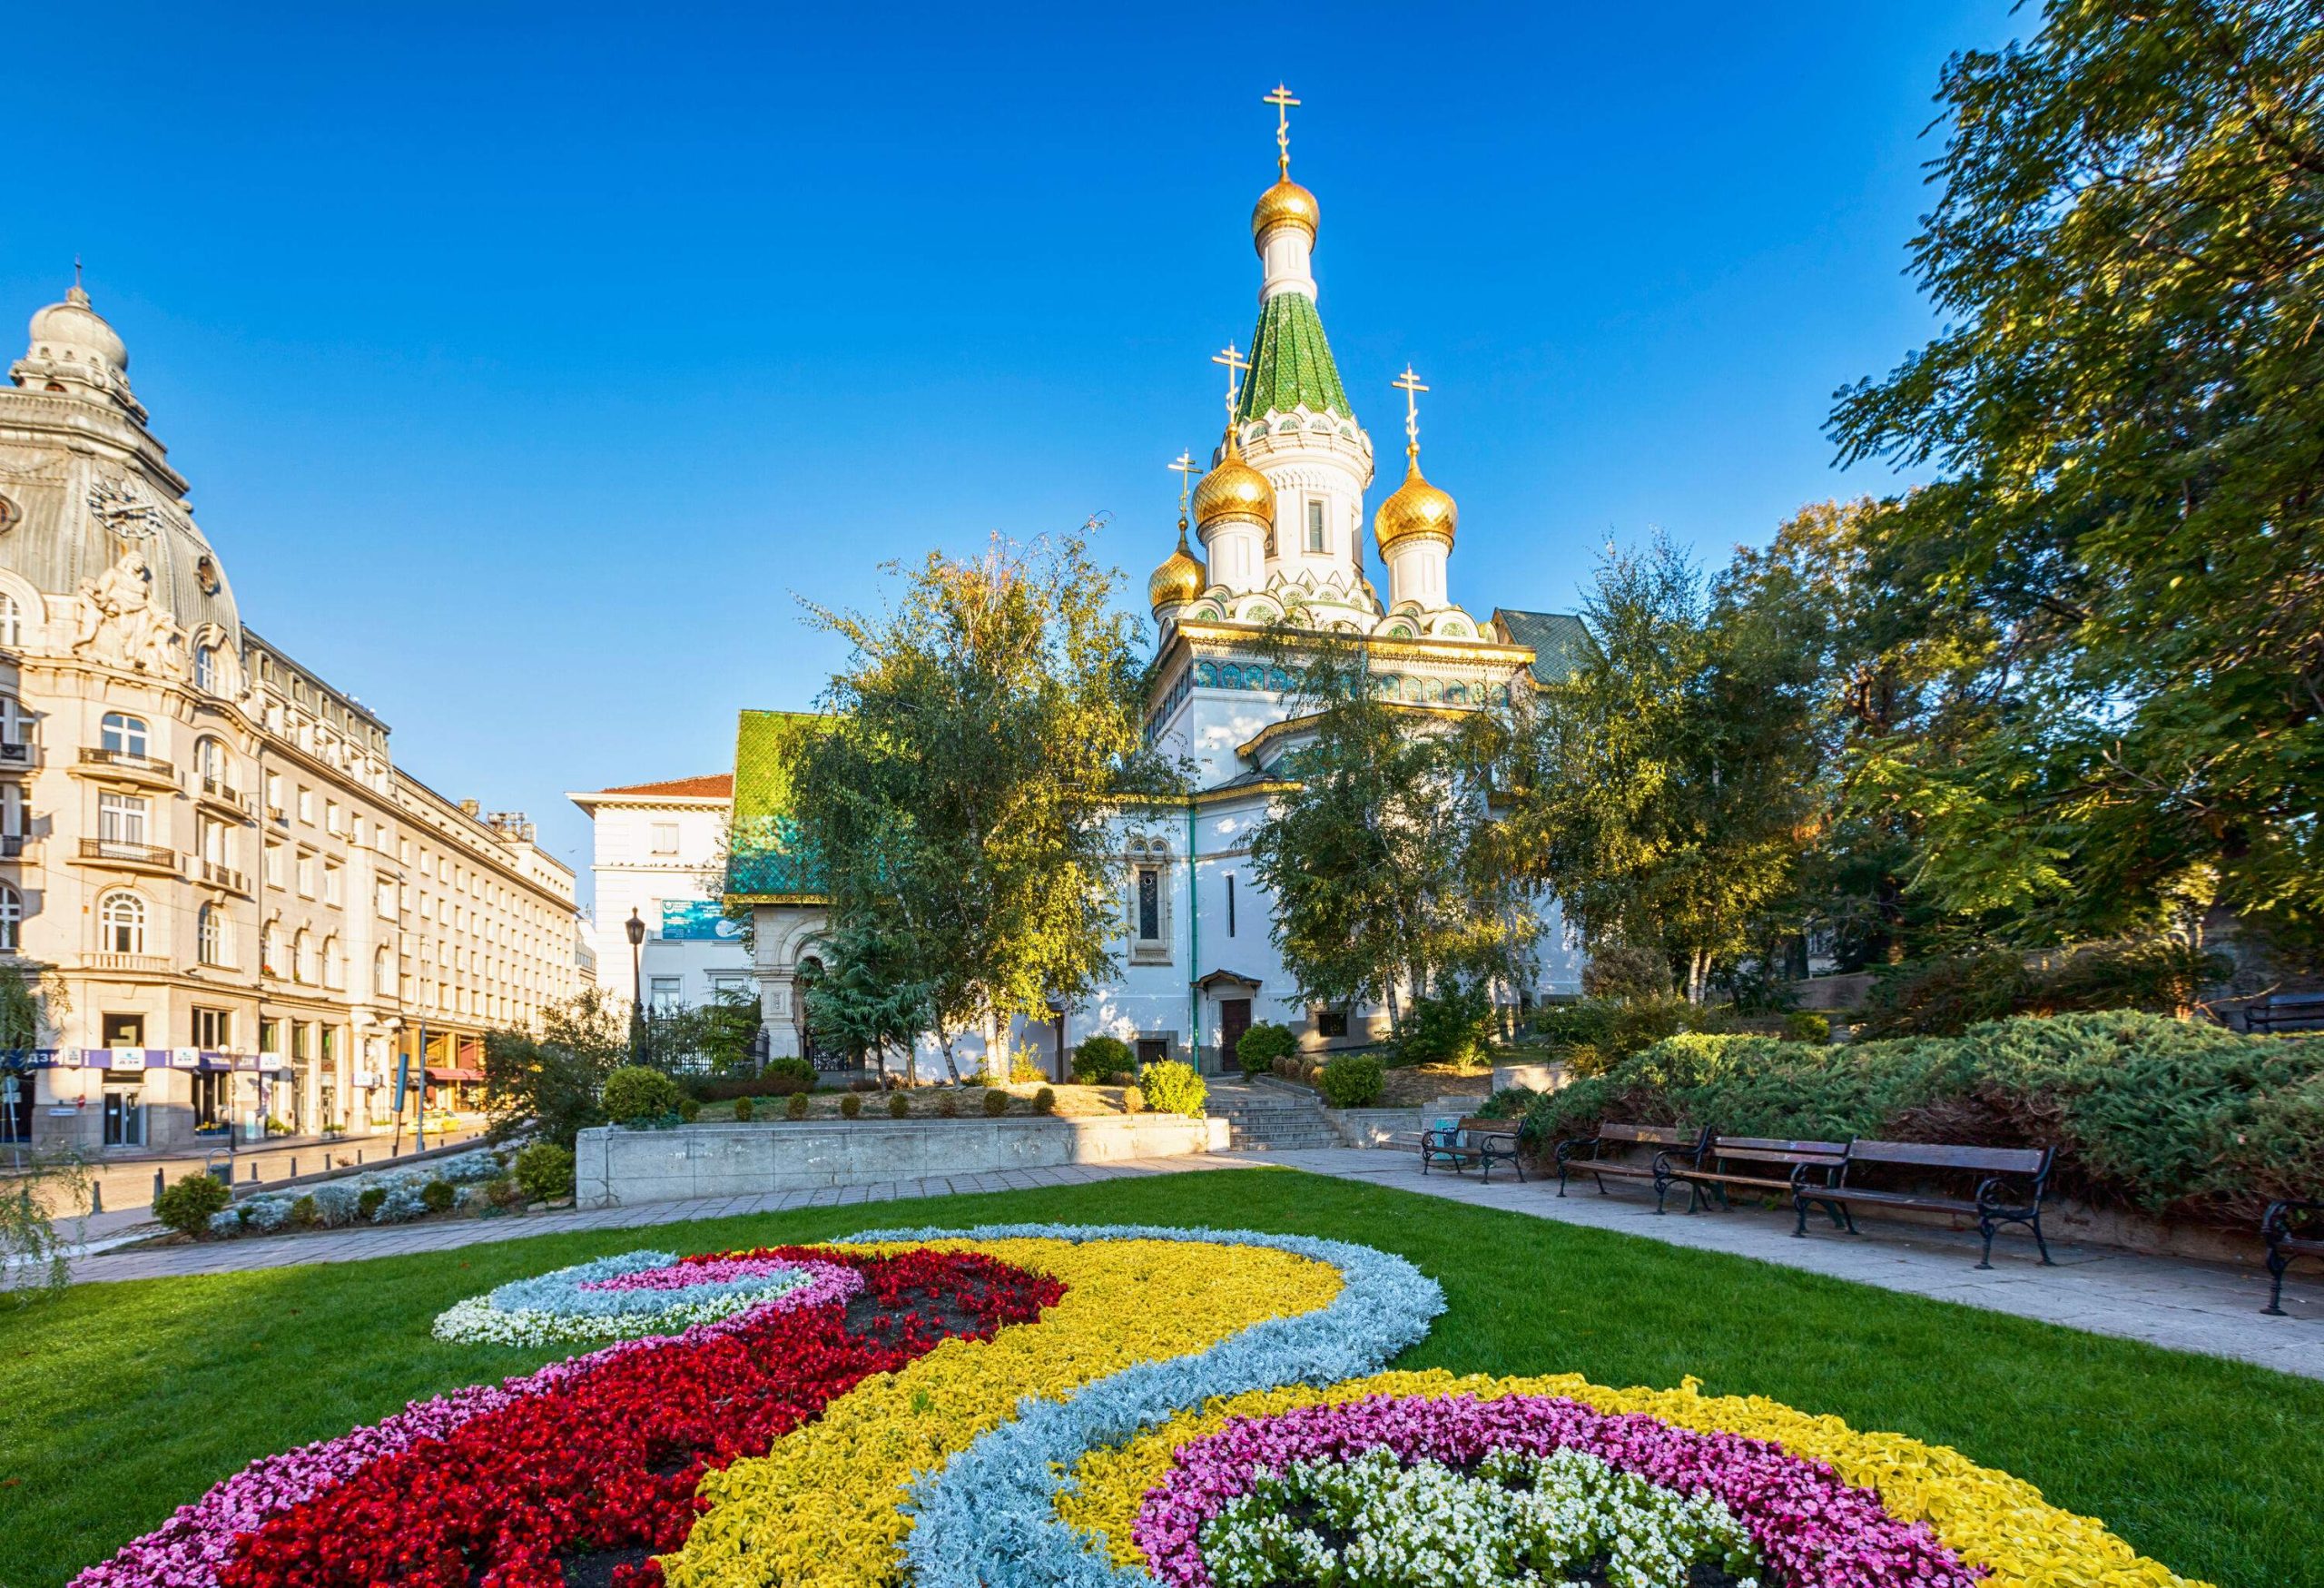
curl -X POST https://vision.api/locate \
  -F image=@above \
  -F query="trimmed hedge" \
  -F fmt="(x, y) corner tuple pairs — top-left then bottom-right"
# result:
(1235, 1021), (1298, 1074)
(1517, 1011), (2324, 1226)
(1071, 1035), (1136, 1083)
(602, 1066), (683, 1125)
(1316, 1052), (1384, 1108)
(684, 1059), (817, 1100)
(1138, 1060), (1206, 1118)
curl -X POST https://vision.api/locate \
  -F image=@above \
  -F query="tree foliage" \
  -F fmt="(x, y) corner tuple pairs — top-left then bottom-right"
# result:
(803, 917), (936, 1082)
(1495, 537), (1820, 1001)
(1246, 631), (1541, 1029)
(484, 987), (631, 1148)
(793, 524), (1177, 1080)
(1829, 0), (2324, 952)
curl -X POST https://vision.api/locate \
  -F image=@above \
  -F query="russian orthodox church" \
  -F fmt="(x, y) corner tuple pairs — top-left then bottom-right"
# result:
(731, 91), (1585, 1078)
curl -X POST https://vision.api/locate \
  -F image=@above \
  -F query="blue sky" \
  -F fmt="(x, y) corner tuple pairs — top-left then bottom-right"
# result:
(3, 2), (2021, 908)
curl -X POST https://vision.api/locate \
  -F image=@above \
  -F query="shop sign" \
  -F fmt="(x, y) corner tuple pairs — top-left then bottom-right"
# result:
(109, 1048), (147, 1071)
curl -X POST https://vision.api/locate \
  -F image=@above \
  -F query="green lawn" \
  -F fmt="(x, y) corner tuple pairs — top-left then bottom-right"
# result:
(4, 1170), (2316, 1588)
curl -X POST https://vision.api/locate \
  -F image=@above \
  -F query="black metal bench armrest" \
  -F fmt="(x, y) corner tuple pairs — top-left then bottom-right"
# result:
(1649, 1149), (1699, 1177)
(2263, 1199), (2324, 1239)
(1554, 1137), (1601, 1166)
(1974, 1175), (2044, 1216)
(1788, 1160), (1842, 1190)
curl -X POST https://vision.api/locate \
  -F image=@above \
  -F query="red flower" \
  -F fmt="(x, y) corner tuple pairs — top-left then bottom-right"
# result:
(219, 1249), (1061, 1588)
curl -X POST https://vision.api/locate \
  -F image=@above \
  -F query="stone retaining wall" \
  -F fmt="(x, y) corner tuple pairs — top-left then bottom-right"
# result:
(575, 1114), (1229, 1208)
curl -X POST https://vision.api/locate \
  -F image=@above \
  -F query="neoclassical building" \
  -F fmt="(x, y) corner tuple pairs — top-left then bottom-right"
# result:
(0, 281), (583, 1154)
(727, 96), (1584, 1078)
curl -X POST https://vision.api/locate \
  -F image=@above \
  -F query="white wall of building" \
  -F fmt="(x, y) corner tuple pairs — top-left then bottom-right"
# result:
(569, 782), (753, 1014)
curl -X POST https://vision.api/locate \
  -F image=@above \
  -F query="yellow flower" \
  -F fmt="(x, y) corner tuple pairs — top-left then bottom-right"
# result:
(660, 1238), (1342, 1588)
(1058, 1372), (2209, 1588)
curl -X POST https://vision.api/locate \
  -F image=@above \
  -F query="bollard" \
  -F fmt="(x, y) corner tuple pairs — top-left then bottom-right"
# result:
(289, 1157), (298, 1179)
(356, 1149), (364, 1165)
(153, 1168), (164, 1200)
(90, 1182), (103, 1215)
(249, 1162), (258, 1182)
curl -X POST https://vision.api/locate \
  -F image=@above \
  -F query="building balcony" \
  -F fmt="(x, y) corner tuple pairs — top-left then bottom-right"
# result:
(198, 778), (259, 820)
(0, 740), (38, 771)
(74, 748), (177, 789)
(74, 838), (181, 875)
(196, 858), (252, 895)
(0, 834), (31, 860)
(84, 951), (172, 975)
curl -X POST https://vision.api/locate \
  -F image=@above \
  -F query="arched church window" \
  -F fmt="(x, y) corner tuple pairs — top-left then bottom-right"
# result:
(1305, 499), (1326, 553)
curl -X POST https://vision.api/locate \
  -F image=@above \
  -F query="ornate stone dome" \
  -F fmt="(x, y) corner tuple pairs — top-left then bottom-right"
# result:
(1148, 523), (1207, 612)
(1374, 451), (1458, 550)
(28, 285), (128, 374)
(1193, 428), (1275, 530)
(1251, 178), (1319, 248)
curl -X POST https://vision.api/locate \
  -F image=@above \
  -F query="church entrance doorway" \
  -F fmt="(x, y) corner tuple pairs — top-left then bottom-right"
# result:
(1219, 998), (1253, 1070)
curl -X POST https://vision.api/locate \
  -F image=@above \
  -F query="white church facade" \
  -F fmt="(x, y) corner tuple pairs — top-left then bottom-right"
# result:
(730, 92), (1585, 1080)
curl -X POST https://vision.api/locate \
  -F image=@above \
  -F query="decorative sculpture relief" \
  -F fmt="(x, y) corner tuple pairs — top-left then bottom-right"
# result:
(71, 547), (188, 678)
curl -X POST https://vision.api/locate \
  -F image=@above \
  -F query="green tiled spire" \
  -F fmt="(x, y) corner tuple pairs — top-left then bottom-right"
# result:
(1235, 290), (1353, 423)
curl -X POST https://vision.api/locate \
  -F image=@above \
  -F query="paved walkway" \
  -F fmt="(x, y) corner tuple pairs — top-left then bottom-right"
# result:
(33, 1147), (2321, 1380)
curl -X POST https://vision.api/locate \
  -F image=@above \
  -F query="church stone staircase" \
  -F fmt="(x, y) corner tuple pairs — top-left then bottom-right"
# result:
(1204, 1079), (1341, 1151)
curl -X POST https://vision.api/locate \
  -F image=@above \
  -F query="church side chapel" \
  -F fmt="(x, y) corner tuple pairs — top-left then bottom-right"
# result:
(729, 89), (1586, 1076)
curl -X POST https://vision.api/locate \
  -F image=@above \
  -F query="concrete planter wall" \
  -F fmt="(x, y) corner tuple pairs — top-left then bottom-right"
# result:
(575, 1114), (1229, 1208)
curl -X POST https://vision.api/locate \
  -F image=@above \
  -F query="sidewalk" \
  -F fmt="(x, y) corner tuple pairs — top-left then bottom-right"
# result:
(25, 1148), (2321, 1380)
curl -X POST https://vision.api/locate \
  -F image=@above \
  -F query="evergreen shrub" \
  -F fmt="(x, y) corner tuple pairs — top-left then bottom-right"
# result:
(1783, 1011), (1832, 1044)
(1119, 1085), (1145, 1114)
(512, 1142), (576, 1202)
(839, 1092), (862, 1119)
(1397, 983), (1494, 1065)
(419, 1179), (457, 1214)
(982, 1088), (1009, 1117)
(601, 1066), (683, 1126)
(785, 1092), (810, 1120)
(1071, 1034), (1136, 1083)
(1033, 1086), (1057, 1115)
(888, 1091), (910, 1119)
(1519, 1011), (2324, 1224)
(1235, 1021), (1298, 1074)
(1316, 1052), (1385, 1108)
(731, 1095), (754, 1122)
(1138, 1060), (1206, 1118)
(153, 1171), (231, 1237)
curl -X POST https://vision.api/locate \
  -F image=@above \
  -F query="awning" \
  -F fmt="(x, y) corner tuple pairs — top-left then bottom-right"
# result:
(425, 1066), (485, 1083)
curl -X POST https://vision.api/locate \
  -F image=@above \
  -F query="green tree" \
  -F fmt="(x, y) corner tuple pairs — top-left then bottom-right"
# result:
(1246, 633), (1540, 1033)
(1497, 537), (1819, 1002)
(484, 986), (630, 1148)
(803, 918), (936, 1083)
(793, 524), (1177, 1080)
(1830, 0), (2324, 954)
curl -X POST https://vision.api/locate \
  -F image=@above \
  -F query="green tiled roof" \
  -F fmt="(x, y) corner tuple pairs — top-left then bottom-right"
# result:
(1492, 609), (1594, 686)
(1235, 289), (1352, 424)
(725, 709), (829, 900)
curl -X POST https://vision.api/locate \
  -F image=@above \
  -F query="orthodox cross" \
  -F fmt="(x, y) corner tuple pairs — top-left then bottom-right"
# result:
(1264, 85), (1301, 176)
(1212, 342), (1249, 425)
(1393, 365), (1429, 454)
(1264, 84), (1300, 177)
(1169, 450), (1200, 518)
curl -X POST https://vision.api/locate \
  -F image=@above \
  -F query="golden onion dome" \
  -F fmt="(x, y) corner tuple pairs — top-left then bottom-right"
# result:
(1192, 429), (1275, 530)
(1251, 177), (1319, 248)
(1148, 523), (1207, 612)
(1374, 450), (1458, 551)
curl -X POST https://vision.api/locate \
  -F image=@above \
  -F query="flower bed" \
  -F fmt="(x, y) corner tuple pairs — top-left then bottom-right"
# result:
(74, 1228), (2210, 1588)
(202, 1148), (509, 1237)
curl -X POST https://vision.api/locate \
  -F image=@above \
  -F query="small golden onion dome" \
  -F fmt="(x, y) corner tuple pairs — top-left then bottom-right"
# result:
(1251, 177), (1319, 247)
(1193, 429), (1275, 530)
(1374, 450), (1458, 550)
(1149, 523), (1207, 612)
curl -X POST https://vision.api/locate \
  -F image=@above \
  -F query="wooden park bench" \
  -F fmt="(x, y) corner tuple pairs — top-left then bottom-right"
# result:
(1419, 1115), (1525, 1184)
(2245, 991), (2324, 1033)
(2262, 1199), (2324, 1316)
(1795, 1139), (2056, 1269)
(1553, 1122), (1709, 1204)
(1661, 1135), (1847, 1216)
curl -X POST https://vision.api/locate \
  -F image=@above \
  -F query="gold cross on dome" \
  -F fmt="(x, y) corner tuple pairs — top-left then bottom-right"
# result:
(1264, 84), (1300, 176)
(1393, 365), (1429, 453)
(1212, 342), (1250, 425)
(1169, 450), (1200, 515)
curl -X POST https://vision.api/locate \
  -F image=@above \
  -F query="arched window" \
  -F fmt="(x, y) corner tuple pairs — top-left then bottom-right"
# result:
(99, 892), (145, 954)
(197, 902), (224, 966)
(261, 921), (279, 978)
(0, 594), (21, 648)
(0, 883), (20, 952)
(292, 928), (313, 983)
(100, 713), (147, 759)
(193, 644), (217, 693)
(374, 944), (393, 999)
(322, 934), (342, 989)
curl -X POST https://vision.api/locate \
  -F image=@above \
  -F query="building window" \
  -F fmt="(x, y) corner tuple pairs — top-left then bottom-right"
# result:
(322, 861), (342, 905)
(375, 877), (395, 918)
(0, 594), (20, 647)
(98, 892), (145, 954)
(1314, 1006), (1350, 1039)
(325, 799), (343, 836)
(0, 883), (19, 952)
(193, 644), (217, 692)
(296, 786), (313, 824)
(322, 934), (342, 989)
(261, 922), (280, 977)
(98, 791), (149, 850)
(648, 975), (683, 1014)
(650, 822), (680, 855)
(293, 929), (314, 983)
(1305, 499), (1326, 553)
(296, 853), (316, 897)
(1137, 868), (1161, 941)
(0, 695), (28, 750)
(374, 945), (393, 998)
(1226, 873), (1236, 938)
(192, 1007), (231, 1049)
(100, 713), (148, 759)
(265, 772), (284, 817)
(197, 902), (224, 965)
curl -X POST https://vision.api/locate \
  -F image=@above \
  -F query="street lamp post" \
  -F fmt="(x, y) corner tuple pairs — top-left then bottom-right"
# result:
(625, 909), (646, 1065)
